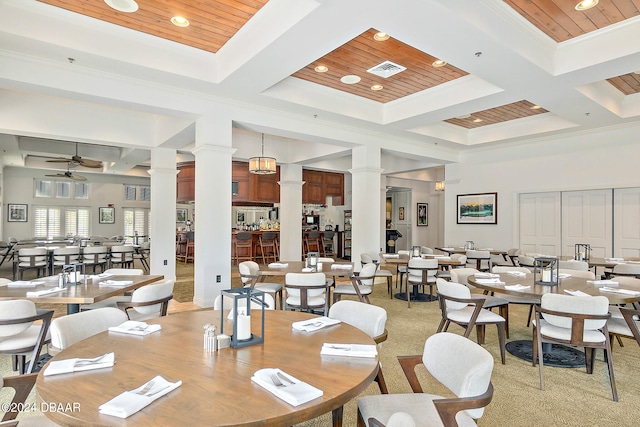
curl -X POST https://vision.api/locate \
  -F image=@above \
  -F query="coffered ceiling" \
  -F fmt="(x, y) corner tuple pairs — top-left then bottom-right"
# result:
(1, 0), (640, 175)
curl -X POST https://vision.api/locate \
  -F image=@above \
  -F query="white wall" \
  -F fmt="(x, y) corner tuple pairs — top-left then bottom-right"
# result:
(444, 123), (640, 249)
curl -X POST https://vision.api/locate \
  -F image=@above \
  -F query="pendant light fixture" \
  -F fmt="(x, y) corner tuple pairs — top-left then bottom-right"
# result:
(249, 133), (276, 175)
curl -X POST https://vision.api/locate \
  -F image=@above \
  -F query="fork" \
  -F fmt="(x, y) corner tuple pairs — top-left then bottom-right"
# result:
(135, 380), (156, 395)
(75, 353), (109, 366)
(270, 373), (285, 387)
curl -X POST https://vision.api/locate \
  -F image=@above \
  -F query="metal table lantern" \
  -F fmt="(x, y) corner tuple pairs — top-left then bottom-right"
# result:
(575, 243), (591, 262)
(306, 251), (319, 270)
(220, 288), (265, 348)
(533, 257), (559, 286)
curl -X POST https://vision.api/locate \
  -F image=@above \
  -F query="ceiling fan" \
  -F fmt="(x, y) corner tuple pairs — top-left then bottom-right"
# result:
(45, 167), (87, 182)
(46, 142), (103, 169)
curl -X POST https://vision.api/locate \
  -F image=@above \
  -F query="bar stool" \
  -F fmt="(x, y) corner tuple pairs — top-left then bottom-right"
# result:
(234, 232), (253, 264)
(256, 232), (278, 264)
(321, 230), (335, 257)
(304, 230), (322, 254)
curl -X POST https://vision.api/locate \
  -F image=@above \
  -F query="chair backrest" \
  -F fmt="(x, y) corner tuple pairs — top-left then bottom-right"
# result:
(111, 245), (135, 262)
(213, 293), (275, 311)
(0, 300), (37, 337)
(558, 269), (595, 280)
(491, 266), (530, 274)
(328, 300), (386, 340)
(83, 245), (108, 261)
(285, 272), (327, 300)
(612, 263), (640, 277)
(450, 253), (467, 264)
(104, 268), (144, 275)
(236, 232), (253, 243)
(0, 278), (11, 286)
(361, 253), (374, 265)
(239, 261), (260, 285)
(397, 250), (410, 260)
(18, 247), (47, 263)
(318, 257), (335, 263)
(540, 293), (609, 331)
(323, 230), (335, 240)
(423, 332), (494, 419)
(466, 250), (491, 269)
(130, 279), (174, 315)
(611, 276), (640, 288)
(557, 260), (589, 271)
(517, 255), (536, 268)
(407, 258), (438, 279)
(356, 263), (378, 286)
(261, 231), (276, 242)
(436, 278), (471, 311)
(420, 246), (434, 255)
(450, 268), (479, 286)
(50, 307), (128, 351)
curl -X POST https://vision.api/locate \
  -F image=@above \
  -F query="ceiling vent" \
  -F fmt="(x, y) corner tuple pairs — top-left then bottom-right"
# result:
(366, 60), (406, 78)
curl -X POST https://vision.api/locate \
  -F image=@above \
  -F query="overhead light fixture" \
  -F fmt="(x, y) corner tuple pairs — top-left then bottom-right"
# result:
(530, 105), (542, 110)
(171, 16), (190, 27)
(340, 75), (361, 84)
(371, 84), (383, 91)
(314, 65), (328, 73)
(455, 114), (471, 119)
(373, 32), (390, 41)
(249, 134), (276, 175)
(432, 59), (447, 68)
(104, 0), (138, 13)
(435, 181), (445, 192)
(472, 118), (483, 123)
(575, 0), (598, 11)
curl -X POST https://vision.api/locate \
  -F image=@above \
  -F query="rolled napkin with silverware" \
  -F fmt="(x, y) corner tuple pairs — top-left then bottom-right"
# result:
(99, 280), (134, 287)
(43, 352), (115, 376)
(98, 375), (182, 418)
(320, 343), (377, 358)
(108, 321), (162, 336)
(291, 316), (341, 332)
(251, 368), (323, 406)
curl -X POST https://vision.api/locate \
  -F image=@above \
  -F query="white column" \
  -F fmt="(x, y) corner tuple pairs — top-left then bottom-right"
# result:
(278, 164), (303, 261)
(350, 145), (383, 269)
(193, 115), (235, 308)
(147, 147), (178, 281)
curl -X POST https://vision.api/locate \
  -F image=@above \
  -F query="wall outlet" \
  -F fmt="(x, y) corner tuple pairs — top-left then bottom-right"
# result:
(163, 259), (167, 265)
(216, 275), (221, 282)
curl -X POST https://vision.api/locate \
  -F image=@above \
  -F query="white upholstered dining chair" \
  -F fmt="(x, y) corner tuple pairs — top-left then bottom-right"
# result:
(284, 272), (328, 315)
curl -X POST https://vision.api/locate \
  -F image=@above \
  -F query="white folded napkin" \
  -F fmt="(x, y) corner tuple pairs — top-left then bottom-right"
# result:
(506, 271), (527, 277)
(382, 254), (399, 259)
(558, 273), (572, 279)
(320, 343), (378, 358)
(268, 262), (289, 268)
(251, 368), (323, 407)
(474, 272), (500, 278)
(331, 264), (352, 269)
(99, 280), (134, 287)
(98, 375), (182, 418)
(91, 272), (114, 279)
(474, 278), (505, 285)
(605, 258), (625, 262)
(108, 321), (162, 336)
(504, 284), (530, 291)
(564, 289), (590, 297)
(8, 280), (44, 288)
(587, 280), (619, 287)
(440, 247), (455, 251)
(599, 287), (640, 296)
(292, 316), (341, 332)
(301, 267), (313, 272)
(43, 352), (115, 376)
(26, 287), (66, 297)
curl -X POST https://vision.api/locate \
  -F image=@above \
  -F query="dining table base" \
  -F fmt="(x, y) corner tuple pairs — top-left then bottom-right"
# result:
(505, 340), (586, 368)
(393, 292), (438, 302)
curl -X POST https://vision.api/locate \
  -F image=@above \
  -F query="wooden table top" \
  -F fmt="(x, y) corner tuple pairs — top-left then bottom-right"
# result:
(37, 310), (379, 426)
(0, 275), (164, 304)
(468, 272), (640, 305)
(558, 256), (640, 269)
(381, 256), (463, 267)
(260, 260), (354, 277)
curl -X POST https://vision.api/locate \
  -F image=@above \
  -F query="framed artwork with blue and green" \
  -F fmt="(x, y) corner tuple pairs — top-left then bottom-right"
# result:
(457, 192), (497, 224)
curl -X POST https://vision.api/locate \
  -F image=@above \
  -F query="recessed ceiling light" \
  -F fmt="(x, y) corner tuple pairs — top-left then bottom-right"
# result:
(455, 114), (471, 119)
(340, 75), (361, 84)
(472, 118), (483, 123)
(432, 59), (447, 68)
(373, 32), (390, 41)
(104, 0), (138, 12)
(530, 105), (542, 110)
(371, 84), (383, 91)
(314, 65), (328, 73)
(575, 0), (598, 11)
(171, 16), (190, 27)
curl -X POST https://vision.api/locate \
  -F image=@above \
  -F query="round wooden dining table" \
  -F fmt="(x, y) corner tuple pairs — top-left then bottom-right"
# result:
(36, 310), (379, 426)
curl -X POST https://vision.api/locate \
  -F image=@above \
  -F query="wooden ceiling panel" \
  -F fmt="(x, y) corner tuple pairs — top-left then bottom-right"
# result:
(292, 29), (468, 103)
(38, 0), (268, 53)
(607, 73), (640, 95)
(445, 101), (548, 129)
(504, 0), (640, 43)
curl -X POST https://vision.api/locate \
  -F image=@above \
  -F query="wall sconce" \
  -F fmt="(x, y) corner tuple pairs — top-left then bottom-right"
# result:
(533, 257), (559, 286)
(435, 181), (445, 191)
(220, 288), (265, 348)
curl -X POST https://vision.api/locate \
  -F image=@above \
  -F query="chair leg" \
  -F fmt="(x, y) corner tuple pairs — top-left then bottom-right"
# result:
(375, 363), (388, 394)
(387, 276), (392, 299)
(526, 304), (534, 327)
(499, 304), (510, 338)
(585, 347), (595, 374)
(332, 405), (343, 427)
(436, 317), (447, 333)
(604, 347), (619, 402)
(497, 322), (506, 364)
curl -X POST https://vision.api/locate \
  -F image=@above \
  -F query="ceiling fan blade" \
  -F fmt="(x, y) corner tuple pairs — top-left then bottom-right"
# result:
(77, 158), (103, 168)
(46, 158), (73, 163)
(71, 174), (87, 181)
(45, 173), (67, 178)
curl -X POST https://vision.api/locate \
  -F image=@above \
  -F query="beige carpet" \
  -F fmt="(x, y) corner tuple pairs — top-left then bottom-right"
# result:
(3, 261), (640, 426)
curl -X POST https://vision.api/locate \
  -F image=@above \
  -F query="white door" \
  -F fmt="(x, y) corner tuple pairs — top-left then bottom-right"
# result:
(561, 189), (612, 258)
(519, 192), (561, 255)
(614, 187), (640, 258)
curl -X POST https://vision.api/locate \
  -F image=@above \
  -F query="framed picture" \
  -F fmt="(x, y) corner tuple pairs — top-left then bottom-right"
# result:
(99, 207), (115, 224)
(457, 192), (498, 224)
(398, 206), (405, 221)
(176, 208), (187, 223)
(237, 211), (245, 223)
(417, 203), (428, 226)
(7, 204), (27, 222)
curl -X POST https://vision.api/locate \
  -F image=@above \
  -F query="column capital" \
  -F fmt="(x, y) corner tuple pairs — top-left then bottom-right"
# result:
(278, 180), (305, 187)
(192, 145), (236, 156)
(348, 167), (385, 175)
(147, 167), (179, 176)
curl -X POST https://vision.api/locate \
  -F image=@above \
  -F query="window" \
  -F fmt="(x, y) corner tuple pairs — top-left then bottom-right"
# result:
(56, 181), (71, 198)
(34, 206), (90, 238)
(123, 208), (148, 243)
(74, 182), (89, 199)
(140, 186), (151, 201)
(35, 179), (52, 198)
(124, 185), (137, 201)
